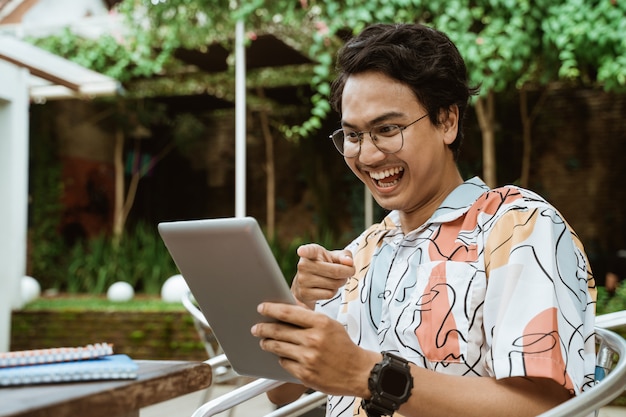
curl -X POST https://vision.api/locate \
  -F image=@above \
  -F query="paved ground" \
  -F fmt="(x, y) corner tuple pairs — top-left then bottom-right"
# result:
(141, 382), (626, 417)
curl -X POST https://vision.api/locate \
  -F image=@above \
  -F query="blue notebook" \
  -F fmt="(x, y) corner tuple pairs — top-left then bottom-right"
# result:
(0, 354), (138, 386)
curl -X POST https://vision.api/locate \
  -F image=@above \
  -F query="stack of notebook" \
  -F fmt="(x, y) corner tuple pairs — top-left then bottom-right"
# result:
(0, 343), (138, 386)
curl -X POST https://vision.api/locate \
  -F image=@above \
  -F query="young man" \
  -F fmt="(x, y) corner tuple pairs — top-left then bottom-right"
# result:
(251, 23), (596, 417)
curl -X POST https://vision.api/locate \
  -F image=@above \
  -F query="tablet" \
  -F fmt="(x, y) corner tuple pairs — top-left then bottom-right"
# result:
(158, 216), (299, 383)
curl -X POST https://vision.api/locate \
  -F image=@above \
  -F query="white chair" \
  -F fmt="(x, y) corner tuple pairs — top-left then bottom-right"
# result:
(594, 310), (626, 330)
(182, 290), (246, 413)
(191, 375), (326, 417)
(536, 326), (626, 417)
(193, 320), (626, 417)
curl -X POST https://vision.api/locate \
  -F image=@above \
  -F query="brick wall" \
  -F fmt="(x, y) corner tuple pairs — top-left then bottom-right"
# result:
(10, 310), (209, 361)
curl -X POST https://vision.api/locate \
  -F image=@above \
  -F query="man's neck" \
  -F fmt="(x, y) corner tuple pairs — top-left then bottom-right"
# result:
(398, 171), (463, 233)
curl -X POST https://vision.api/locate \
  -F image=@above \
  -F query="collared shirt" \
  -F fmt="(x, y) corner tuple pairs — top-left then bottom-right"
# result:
(317, 177), (597, 417)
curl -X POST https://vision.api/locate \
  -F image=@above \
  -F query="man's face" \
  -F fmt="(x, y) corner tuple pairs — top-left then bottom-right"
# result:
(340, 71), (459, 219)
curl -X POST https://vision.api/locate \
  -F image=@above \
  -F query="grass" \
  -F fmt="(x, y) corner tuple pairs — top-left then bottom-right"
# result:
(22, 295), (186, 312)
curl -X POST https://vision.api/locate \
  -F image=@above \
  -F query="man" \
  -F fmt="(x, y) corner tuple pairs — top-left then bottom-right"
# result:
(251, 23), (596, 417)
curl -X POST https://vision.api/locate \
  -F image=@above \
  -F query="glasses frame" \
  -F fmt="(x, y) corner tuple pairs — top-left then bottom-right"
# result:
(329, 113), (429, 157)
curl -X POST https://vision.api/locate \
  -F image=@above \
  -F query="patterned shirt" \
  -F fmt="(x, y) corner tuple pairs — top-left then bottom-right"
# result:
(316, 177), (597, 417)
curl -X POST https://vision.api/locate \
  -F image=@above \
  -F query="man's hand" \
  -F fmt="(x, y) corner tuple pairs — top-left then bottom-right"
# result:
(292, 244), (355, 308)
(251, 302), (378, 399)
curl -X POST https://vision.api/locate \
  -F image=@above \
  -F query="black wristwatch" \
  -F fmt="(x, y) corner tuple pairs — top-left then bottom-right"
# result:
(361, 351), (413, 417)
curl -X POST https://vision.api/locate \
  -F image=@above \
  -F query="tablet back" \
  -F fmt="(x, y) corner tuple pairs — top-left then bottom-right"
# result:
(158, 216), (299, 383)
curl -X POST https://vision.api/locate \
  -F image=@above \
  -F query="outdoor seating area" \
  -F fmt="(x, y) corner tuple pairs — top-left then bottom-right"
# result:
(2, 2), (626, 417)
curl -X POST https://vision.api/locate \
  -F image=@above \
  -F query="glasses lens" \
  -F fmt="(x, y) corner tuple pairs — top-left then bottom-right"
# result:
(331, 130), (359, 157)
(371, 125), (403, 153)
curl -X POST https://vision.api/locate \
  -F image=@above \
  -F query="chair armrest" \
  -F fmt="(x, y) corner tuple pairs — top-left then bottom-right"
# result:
(595, 310), (626, 330)
(536, 327), (626, 417)
(191, 378), (284, 417)
(203, 353), (231, 370)
(264, 391), (327, 417)
(182, 290), (211, 327)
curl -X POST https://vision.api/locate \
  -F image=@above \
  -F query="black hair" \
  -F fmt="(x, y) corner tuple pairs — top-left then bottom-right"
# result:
(330, 23), (480, 159)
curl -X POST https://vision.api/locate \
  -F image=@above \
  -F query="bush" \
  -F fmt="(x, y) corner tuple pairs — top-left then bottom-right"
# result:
(37, 221), (346, 295)
(597, 285), (626, 316)
(63, 222), (179, 294)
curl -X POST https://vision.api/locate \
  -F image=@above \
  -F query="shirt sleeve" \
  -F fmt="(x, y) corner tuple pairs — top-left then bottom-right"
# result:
(482, 205), (596, 394)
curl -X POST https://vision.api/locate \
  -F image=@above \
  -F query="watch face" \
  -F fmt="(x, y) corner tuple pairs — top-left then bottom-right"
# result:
(380, 367), (409, 397)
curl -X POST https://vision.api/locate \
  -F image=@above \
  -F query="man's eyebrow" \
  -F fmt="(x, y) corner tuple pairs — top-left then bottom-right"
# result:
(341, 111), (407, 129)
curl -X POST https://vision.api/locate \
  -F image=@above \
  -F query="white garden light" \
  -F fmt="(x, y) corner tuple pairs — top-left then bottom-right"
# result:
(160, 274), (189, 303)
(20, 276), (41, 305)
(107, 281), (134, 302)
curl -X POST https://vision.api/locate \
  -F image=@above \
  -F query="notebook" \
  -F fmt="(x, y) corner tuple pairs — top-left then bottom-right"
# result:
(0, 343), (114, 368)
(158, 216), (299, 383)
(0, 354), (138, 386)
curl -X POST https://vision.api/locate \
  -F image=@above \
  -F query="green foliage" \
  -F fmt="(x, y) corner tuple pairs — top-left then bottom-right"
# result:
(543, 0), (626, 91)
(31, 221), (180, 295)
(30, 27), (174, 82)
(33, 218), (342, 295)
(26, 0), (626, 138)
(119, 0), (626, 136)
(28, 109), (65, 291)
(597, 285), (626, 316)
(64, 222), (179, 294)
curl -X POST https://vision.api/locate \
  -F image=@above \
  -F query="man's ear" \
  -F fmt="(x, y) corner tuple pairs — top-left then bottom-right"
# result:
(440, 105), (459, 145)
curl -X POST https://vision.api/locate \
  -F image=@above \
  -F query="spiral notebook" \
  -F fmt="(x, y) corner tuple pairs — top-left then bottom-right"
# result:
(0, 343), (138, 386)
(0, 354), (138, 386)
(0, 343), (114, 368)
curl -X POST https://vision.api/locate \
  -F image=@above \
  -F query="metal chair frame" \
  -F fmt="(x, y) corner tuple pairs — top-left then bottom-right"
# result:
(182, 290), (247, 415)
(537, 326), (626, 417)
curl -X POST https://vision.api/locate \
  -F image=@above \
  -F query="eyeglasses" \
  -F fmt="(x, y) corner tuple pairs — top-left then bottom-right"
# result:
(329, 113), (429, 158)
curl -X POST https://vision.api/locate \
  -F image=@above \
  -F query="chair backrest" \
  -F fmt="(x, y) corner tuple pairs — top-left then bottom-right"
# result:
(182, 290), (242, 384)
(182, 290), (222, 358)
(536, 326), (626, 417)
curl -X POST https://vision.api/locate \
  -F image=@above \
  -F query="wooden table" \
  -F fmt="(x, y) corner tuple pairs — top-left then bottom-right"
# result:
(0, 360), (212, 417)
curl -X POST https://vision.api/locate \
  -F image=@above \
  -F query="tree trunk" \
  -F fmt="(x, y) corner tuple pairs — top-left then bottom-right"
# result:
(112, 125), (125, 243)
(112, 134), (140, 246)
(112, 128), (176, 245)
(120, 140), (142, 238)
(475, 90), (497, 188)
(519, 85), (549, 189)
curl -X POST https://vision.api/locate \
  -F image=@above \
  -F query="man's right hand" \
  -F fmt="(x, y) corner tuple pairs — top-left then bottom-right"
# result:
(291, 243), (354, 308)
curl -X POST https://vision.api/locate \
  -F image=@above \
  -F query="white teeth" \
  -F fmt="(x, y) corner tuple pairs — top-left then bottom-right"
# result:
(369, 166), (403, 180)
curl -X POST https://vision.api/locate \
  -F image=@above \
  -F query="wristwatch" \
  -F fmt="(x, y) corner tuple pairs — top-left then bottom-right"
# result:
(361, 351), (413, 417)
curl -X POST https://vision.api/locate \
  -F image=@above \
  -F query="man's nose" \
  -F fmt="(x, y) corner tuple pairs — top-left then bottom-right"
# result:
(357, 134), (385, 163)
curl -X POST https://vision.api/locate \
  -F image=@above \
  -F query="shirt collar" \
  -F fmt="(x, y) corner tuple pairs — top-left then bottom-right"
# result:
(379, 177), (490, 233)
(430, 176), (490, 222)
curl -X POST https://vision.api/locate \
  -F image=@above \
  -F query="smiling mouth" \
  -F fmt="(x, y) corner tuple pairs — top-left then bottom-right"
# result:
(369, 167), (404, 188)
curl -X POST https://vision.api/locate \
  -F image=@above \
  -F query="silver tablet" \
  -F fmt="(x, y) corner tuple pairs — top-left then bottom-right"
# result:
(158, 216), (299, 383)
